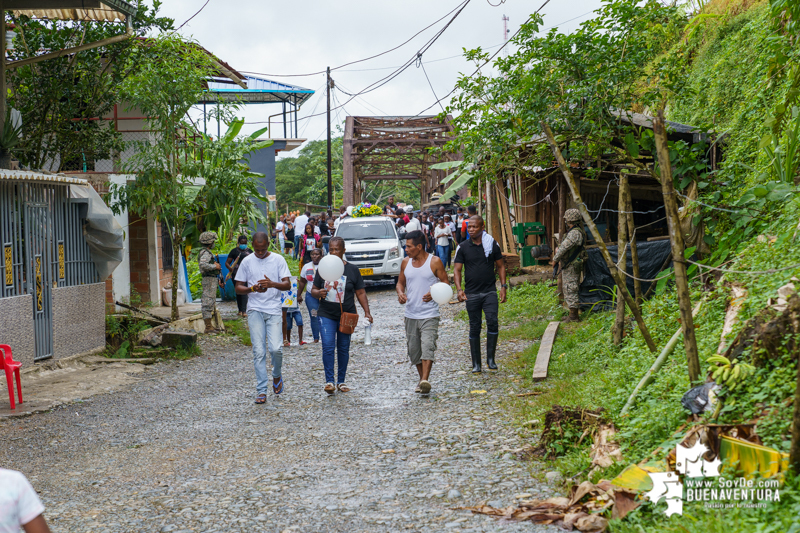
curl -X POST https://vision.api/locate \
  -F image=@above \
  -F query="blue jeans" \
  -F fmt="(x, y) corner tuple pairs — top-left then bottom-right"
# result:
(305, 294), (321, 341)
(437, 244), (450, 268)
(247, 310), (283, 394)
(320, 316), (351, 384)
(293, 235), (301, 259)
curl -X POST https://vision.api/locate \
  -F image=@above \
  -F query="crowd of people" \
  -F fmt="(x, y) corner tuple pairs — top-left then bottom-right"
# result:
(221, 206), (506, 404)
(192, 194), (508, 405)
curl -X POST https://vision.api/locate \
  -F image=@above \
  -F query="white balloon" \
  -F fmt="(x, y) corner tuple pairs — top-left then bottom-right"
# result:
(430, 282), (453, 305)
(318, 254), (344, 282)
(346, 206), (353, 216)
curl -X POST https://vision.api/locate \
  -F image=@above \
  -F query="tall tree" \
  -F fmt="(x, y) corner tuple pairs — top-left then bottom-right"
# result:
(7, 1), (173, 171)
(108, 34), (223, 321)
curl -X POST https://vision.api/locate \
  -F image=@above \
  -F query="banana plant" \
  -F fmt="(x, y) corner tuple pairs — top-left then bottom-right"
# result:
(429, 160), (474, 202)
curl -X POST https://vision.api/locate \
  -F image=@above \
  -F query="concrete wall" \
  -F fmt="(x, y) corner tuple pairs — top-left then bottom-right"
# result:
(52, 283), (106, 360)
(0, 294), (35, 365)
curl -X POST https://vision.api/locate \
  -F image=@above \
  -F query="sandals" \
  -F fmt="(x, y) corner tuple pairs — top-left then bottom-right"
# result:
(324, 383), (336, 395)
(283, 340), (290, 347)
(255, 393), (267, 404)
(414, 384), (422, 393)
(273, 377), (284, 395)
(418, 380), (431, 394)
(299, 341), (308, 346)
(337, 383), (350, 393)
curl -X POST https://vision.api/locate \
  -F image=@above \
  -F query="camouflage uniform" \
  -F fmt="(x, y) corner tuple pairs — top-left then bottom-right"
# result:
(198, 232), (220, 320)
(553, 210), (586, 309)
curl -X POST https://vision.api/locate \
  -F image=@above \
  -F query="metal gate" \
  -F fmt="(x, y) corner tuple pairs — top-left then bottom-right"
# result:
(25, 202), (54, 360)
(0, 179), (100, 361)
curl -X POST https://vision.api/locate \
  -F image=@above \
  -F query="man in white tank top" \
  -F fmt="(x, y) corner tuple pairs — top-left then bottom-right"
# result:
(396, 230), (450, 394)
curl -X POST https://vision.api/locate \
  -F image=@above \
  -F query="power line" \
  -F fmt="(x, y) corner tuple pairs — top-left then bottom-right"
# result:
(417, 55), (445, 113)
(337, 43), (504, 72)
(246, 0), (473, 125)
(415, 3), (607, 116)
(176, 0), (211, 30)
(239, 0), (470, 78)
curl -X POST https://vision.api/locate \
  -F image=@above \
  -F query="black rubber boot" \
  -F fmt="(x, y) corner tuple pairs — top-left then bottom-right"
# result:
(470, 337), (482, 374)
(486, 332), (499, 370)
(563, 307), (581, 323)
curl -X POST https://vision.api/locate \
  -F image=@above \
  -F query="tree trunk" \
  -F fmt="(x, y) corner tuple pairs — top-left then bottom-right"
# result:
(791, 355), (800, 471)
(171, 225), (181, 322)
(542, 122), (657, 352)
(653, 110), (701, 382)
(557, 177), (566, 301)
(622, 174), (642, 308)
(613, 177), (629, 346)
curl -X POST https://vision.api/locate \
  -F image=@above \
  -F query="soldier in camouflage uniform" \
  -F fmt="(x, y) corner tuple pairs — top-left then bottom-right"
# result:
(198, 231), (221, 333)
(552, 209), (587, 322)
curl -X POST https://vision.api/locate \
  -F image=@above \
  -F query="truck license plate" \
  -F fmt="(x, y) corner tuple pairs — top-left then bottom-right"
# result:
(359, 268), (373, 276)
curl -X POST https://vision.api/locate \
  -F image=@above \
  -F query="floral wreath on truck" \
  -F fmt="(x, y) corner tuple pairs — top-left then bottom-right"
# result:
(350, 203), (382, 218)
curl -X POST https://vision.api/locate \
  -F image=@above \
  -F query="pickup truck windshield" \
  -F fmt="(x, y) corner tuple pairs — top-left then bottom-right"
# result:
(337, 220), (396, 241)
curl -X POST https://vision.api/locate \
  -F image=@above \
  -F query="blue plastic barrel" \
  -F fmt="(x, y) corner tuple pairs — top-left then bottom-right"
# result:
(216, 254), (236, 300)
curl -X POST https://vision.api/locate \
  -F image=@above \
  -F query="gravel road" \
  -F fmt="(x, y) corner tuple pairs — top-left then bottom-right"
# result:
(0, 286), (555, 533)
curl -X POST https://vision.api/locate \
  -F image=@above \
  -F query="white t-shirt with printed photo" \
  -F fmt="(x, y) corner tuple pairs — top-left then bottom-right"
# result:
(235, 252), (291, 315)
(0, 469), (45, 533)
(301, 262), (318, 293)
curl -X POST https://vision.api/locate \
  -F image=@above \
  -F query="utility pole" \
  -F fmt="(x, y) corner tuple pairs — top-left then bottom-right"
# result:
(502, 15), (510, 56)
(326, 66), (333, 211)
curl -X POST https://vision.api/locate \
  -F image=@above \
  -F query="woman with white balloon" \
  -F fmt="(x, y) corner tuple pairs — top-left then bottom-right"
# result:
(396, 230), (451, 394)
(311, 236), (373, 394)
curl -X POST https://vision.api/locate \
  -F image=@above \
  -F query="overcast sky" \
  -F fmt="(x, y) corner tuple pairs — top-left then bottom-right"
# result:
(157, 0), (604, 157)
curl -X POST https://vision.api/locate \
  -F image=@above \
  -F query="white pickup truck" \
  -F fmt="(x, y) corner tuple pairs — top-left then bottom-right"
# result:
(333, 216), (403, 281)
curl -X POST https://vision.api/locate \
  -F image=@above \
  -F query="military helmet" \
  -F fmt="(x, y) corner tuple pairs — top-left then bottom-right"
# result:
(564, 208), (582, 223)
(199, 231), (218, 245)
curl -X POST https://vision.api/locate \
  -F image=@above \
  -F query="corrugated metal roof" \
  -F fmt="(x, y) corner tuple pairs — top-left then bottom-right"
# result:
(200, 76), (315, 105)
(9, 0), (135, 22)
(11, 8), (127, 22)
(0, 169), (90, 186)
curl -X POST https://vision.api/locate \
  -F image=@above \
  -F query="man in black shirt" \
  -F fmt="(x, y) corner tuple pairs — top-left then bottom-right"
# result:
(454, 215), (507, 373)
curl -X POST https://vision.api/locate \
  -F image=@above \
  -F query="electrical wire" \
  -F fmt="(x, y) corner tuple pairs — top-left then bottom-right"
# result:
(176, 0), (211, 30)
(675, 191), (749, 214)
(338, 43), (505, 72)
(417, 55), (445, 113)
(417, 1), (607, 116)
(239, 0), (470, 78)
(246, 0), (472, 125)
(336, 84), (390, 116)
(685, 258), (800, 275)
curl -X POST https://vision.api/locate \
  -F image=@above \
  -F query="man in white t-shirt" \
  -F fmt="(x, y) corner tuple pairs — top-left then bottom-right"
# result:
(235, 232), (292, 403)
(0, 468), (50, 533)
(275, 215), (286, 252)
(293, 211), (309, 259)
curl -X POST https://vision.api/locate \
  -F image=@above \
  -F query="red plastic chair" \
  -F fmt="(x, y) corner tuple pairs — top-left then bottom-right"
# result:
(0, 344), (23, 410)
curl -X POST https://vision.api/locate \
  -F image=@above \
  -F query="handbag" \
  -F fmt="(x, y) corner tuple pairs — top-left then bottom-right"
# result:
(336, 286), (359, 334)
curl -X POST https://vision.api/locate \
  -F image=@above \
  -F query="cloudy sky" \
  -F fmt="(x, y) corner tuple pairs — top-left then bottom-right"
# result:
(157, 0), (604, 156)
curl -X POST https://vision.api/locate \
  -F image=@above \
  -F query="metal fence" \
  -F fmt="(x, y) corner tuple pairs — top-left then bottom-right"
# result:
(0, 180), (100, 360)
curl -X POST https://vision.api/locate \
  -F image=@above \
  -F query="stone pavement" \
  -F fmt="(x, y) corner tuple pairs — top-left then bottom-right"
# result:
(0, 287), (555, 533)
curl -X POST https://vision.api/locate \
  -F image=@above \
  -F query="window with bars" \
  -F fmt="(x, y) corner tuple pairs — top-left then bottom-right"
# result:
(161, 221), (174, 270)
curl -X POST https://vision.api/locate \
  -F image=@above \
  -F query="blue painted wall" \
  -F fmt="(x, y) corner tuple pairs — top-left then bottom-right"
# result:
(246, 140), (286, 233)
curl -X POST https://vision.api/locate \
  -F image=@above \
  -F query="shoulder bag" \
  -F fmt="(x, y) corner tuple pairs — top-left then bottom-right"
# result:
(336, 280), (359, 334)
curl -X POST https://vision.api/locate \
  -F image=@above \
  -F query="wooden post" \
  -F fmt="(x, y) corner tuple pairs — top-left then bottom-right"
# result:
(622, 173), (643, 308)
(486, 178), (494, 236)
(613, 177), (628, 346)
(653, 110), (701, 382)
(542, 122), (657, 352)
(477, 176), (483, 218)
(557, 176), (566, 299)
